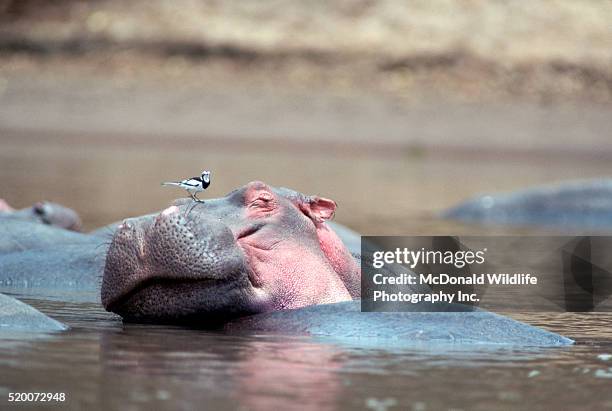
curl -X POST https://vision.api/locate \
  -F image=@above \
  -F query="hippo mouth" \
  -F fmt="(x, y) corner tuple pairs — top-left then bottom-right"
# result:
(101, 206), (263, 323)
(106, 276), (255, 324)
(105, 276), (225, 313)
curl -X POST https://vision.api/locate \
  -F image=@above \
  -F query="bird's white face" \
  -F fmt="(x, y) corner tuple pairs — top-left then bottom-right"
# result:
(201, 171), (211, 183)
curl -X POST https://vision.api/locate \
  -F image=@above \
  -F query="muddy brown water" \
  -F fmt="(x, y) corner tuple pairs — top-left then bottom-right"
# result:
(1, 134), (612, 410)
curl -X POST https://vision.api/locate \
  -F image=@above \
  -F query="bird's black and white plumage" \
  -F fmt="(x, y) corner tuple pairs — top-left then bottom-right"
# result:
(162, 171), (211, 202)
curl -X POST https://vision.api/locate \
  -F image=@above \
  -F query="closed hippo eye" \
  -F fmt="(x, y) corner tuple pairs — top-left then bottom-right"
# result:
(248, 192), (277, 212)
(249, 199), (271, 208)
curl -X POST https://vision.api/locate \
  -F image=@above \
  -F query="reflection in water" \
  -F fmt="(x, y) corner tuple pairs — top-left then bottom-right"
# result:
(233, 340), (344, 411)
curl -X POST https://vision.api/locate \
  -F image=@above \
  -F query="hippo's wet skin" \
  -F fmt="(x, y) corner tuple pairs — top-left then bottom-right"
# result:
(0, 218), (107, 292)
(226, 301), (573, 346)
(0, 183), (573, 345)
(0, 293), (66, 332)
(0, 219), (93, 255)
(443, 179), (612, 230)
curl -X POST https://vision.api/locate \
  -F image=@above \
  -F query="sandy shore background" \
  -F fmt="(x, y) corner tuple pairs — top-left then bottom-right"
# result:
(1, 0), (611, 101)
(0, 0), (610, 229)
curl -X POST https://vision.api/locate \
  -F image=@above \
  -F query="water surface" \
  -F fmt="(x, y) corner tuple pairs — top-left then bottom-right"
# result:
(1, 134), (612, 410)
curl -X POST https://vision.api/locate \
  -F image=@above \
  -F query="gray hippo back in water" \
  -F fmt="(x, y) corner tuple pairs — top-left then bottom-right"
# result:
(0, 219), (106, 292)
(443, 179), (612, 229)
(226, 301), (573, 346)
(0, 293), (66, 332)
(0, 182), (573, 345)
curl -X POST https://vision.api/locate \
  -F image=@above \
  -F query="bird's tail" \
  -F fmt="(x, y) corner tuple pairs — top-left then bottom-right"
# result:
(161, 182), (182, 187)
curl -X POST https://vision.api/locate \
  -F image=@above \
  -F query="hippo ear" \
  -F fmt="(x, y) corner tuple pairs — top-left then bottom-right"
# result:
(300, 196), (337, 224)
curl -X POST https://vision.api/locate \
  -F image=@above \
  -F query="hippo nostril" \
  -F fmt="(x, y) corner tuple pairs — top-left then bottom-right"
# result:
(119, 220), (134, 231)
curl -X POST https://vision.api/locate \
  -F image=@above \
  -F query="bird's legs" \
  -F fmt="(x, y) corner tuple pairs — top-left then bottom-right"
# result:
(192, 192), (204, 203)
(187, 191), (204, 203)
(184, 192), (204, 217)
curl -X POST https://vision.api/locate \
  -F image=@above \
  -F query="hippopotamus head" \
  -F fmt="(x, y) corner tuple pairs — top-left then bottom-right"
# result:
(0, 200), (82, 231)
(30, 201), (82, 231)
(101, 181), (360, 324)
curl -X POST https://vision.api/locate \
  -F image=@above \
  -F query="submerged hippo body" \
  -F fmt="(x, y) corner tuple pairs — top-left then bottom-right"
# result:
(443, 179), (612, 229)
(0, 293), (66, 332)
(0, 244), (105, 294)
(226, 301), (573, 346)
(0, 219), (92, 255)
(0, 219), (107, 296)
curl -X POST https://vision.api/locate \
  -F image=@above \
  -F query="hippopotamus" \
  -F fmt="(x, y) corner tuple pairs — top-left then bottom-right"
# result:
(0, 199), (86, 256)
(0, 218), (105, 293)
(0, 199), (82, 232)
(442, 179), (612, 230)
(0, 200), (106, 299)
(0, 182), (573, 346)
(102, 181), (361, 323)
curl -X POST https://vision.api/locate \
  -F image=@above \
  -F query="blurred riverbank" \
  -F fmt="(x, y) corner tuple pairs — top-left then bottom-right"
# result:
(0, 0), (611, 230)
(0, 0), (611, 104)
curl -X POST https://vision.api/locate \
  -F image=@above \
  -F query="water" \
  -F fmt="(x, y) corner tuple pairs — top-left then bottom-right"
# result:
(1, 135), (612, 410)
(1, 298), (611, 410)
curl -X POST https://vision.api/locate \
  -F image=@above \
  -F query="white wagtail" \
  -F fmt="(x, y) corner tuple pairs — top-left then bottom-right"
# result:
(162, 171), (211, 202)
